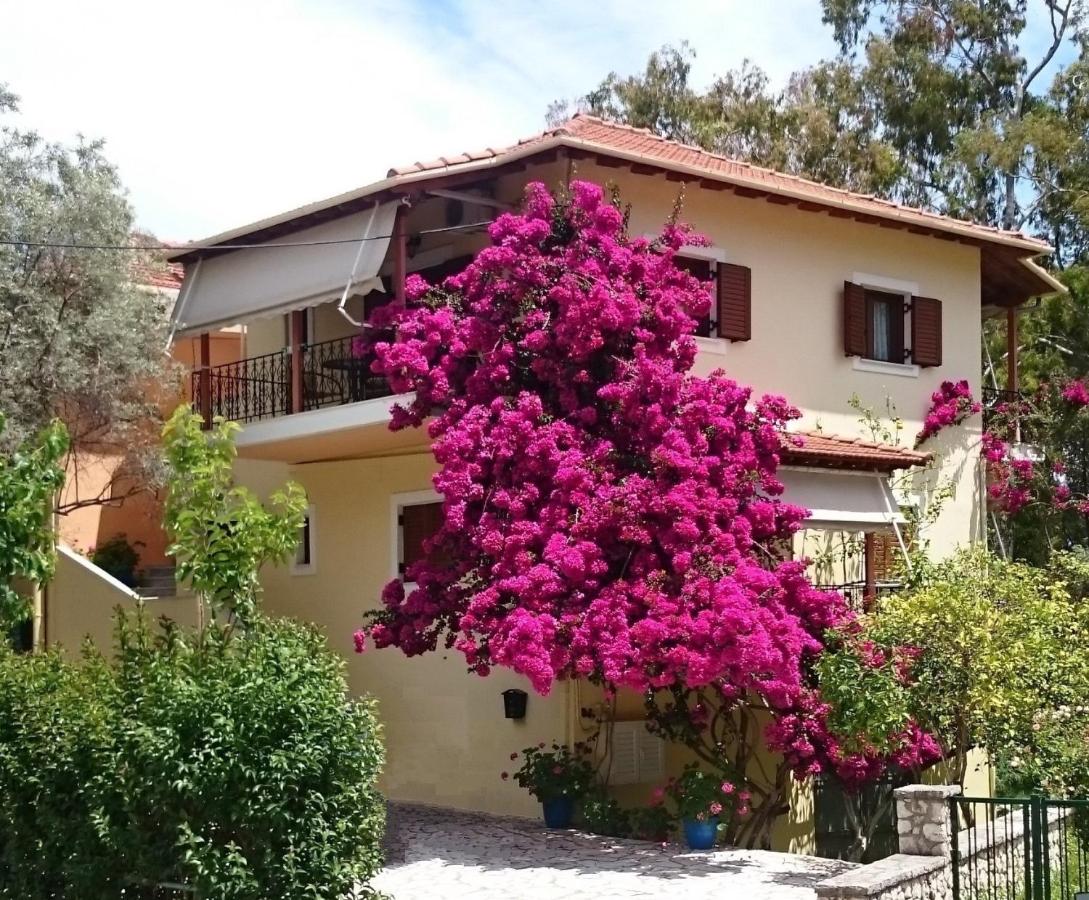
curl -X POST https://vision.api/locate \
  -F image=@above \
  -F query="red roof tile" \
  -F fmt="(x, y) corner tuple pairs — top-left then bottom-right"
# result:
(781, 430), (931, 472)
(388, 114), (1048, 251)
(128, 232), (184, 290)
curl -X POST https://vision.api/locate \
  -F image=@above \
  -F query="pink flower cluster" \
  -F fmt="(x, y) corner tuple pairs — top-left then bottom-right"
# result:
(356, 180), (925, 790)
(1062, 380), (1089, 407)
(766, 689), (941, 791)
(987, 456), (1036, 516)
(916, 380), (981, 446)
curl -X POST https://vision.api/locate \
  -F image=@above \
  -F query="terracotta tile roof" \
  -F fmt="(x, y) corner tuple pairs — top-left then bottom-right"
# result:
(388, 114), (1048, 252)
(128, 232), (184, 290)
(781, 430), (931, 472)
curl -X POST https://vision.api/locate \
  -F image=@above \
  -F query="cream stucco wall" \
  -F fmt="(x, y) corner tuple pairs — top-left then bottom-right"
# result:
(47, 546), (202, 653)
(235, 454), (572, 819)
(581, 162), (984, 560)
(224, 168), (990, 839)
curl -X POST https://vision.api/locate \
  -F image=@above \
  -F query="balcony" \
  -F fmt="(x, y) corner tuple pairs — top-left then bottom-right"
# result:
(191, 335), (393, 426)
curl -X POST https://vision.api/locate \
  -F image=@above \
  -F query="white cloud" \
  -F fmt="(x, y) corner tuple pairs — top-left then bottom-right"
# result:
(0, 0), (836, 239)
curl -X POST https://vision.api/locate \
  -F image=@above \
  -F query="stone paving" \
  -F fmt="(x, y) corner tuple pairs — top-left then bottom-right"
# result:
(372, 803), (857, 899)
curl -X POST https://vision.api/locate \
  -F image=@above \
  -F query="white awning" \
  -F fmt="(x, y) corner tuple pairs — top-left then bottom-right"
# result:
(171, 201), (400, 336)
(778, 468), (904, 531)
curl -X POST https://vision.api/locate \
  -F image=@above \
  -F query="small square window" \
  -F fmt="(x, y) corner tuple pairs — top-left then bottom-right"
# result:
(291, 507), (316, 575)
(865, 289), (905, 363)
(398, 500), (446, 580)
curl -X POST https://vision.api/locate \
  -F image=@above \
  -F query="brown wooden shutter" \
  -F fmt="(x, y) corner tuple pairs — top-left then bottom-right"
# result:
(400, 502), (444, 574)
(843, 281), (867, 356)
(910, 296), (943, 367)
(871, 531), (897, 581)
(717, 263), (751, 341)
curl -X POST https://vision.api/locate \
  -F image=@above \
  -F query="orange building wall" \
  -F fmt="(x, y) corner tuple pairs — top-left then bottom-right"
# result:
(56, 328), (243, 571)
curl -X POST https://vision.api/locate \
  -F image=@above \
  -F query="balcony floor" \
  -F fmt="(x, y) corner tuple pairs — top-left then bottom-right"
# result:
(234, 394), (429, 464)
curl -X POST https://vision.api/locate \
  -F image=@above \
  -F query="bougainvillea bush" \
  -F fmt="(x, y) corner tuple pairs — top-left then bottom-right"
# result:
(982, 379), (1089, 559)
(915, 380), (981, 446)
(356, 181), (933, 846)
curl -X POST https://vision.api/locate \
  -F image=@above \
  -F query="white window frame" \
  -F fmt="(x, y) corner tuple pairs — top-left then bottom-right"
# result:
(390, 489), (442, 586)
(668, 241), (730, 355)
(850, 271), (921, 378)
(290, 504), (317, 576)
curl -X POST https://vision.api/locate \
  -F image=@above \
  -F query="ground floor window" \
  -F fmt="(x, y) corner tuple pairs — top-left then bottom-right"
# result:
(393, 491), (447, 582)
(291, 506), (316, 575)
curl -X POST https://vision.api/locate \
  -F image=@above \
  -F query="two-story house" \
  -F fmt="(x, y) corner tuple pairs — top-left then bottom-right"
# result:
(59, 115), (1063, 851)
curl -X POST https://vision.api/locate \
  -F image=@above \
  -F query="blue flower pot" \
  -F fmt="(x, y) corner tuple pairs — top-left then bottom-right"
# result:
(541, 796), (576, 829)
(682, 817), (720, 850)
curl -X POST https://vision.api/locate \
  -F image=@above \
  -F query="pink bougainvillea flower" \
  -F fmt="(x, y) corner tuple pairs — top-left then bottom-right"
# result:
(352, 629), (367, 654)
(1062, 380), (1089, 407)
(357, 180), (937, 793)
(916, 380), (981, 446)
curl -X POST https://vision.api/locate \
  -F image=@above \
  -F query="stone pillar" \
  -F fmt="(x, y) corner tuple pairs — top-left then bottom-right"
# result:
(895, 784), (961, 858)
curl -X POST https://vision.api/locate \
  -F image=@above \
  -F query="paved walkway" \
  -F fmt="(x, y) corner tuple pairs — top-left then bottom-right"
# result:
(373, 804), (856, 899)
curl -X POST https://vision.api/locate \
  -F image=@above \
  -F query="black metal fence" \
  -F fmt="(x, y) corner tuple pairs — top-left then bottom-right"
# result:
(815, 580), (903, 612)
(191, 337), (393, 426)
(299, 336), (393, 411)
(950, 795), (1089, 900)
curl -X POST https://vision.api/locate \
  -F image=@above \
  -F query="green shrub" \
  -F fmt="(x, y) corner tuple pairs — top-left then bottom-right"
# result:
(0, 612), (386, 899)
(0, 642), (117, 896)
(89, 533), (142, 585)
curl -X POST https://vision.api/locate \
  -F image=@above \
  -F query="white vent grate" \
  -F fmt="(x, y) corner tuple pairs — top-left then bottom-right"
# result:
(606, 720), (665, 785)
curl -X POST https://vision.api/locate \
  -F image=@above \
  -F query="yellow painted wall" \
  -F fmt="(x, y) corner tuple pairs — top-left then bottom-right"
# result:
(243, 163), (984, 562)
(235, 453), (571, 818)
(579, 161), (984, 562)
(46, 545), (202, 653)
(225, 167), (990, 833)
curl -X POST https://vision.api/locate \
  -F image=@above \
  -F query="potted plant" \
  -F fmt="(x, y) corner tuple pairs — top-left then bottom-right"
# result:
(663, 764), (744, 851)
(90, 534), (142, 587)
(505, 741), (596, 828)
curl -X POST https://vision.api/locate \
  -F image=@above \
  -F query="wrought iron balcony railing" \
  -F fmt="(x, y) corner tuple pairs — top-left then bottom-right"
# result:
(191, 336), (394, 426)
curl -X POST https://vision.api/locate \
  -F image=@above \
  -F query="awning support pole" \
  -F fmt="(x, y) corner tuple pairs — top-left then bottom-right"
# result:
(336, 202), (383, 328)
(393, 205), (407, 306)
(166, 258), (202, 349)
(290, 310), (305, 415)
(198, 332), (212, 430)
(863, 532), (877, 610)
(877, 475), (913, 575)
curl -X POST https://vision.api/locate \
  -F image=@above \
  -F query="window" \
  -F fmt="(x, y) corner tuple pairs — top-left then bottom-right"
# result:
(844, 279), (942, 369)
(865, 289), (905, 363)
(674, 254), (715, 337)
(394, 492), (449, 582)
(291, 506), (316, 575)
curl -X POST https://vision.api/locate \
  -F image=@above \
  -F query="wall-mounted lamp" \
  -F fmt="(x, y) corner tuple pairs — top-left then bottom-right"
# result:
(502, 688), (528, 720)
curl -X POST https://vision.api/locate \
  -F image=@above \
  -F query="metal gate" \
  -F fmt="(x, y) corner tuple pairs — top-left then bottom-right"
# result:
(950, 795), (1089, 900)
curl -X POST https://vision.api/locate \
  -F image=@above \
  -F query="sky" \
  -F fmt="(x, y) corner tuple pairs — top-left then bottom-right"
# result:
(0, 1), (1078, 242)
(0, 0), (840, 240)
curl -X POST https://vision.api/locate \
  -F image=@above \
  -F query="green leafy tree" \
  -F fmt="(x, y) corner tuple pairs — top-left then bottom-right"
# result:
(0, 85), (177, 514)
(0, 614), (387, 900)
(0, 407), (386, 899)
(162, 407), (306, 626)
(819, 550), (1089, 786)
(0, 414), (67, 632)
(550, 44), (902, 197)
(821, 0), (1086, 231)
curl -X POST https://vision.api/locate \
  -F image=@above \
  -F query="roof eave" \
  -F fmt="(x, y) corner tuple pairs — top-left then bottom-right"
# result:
(167, 131), (1052, 263)
(166, 136), (569, 263)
